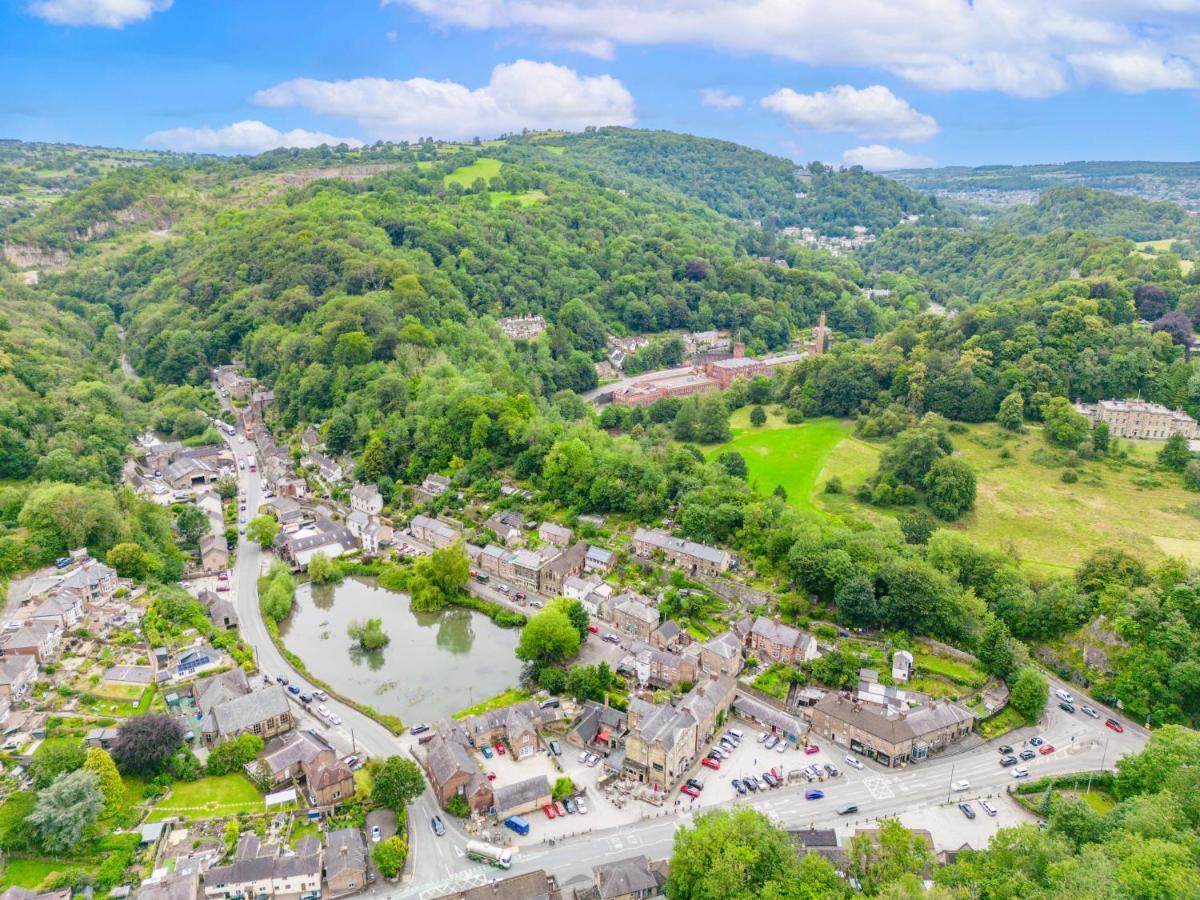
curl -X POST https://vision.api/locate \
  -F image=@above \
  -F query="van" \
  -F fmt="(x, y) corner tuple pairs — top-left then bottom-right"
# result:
(503, 816), (530, 836)
(728, 729), (744, 740)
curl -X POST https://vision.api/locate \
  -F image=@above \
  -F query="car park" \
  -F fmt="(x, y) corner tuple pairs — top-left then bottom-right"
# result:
(836, 804), (858, 815)
(1000, 755), (1018, 767)
(844, 755), (864, 770)
(1013, 766), (1031, 778)
(951, 780), (970, 792)
(1081, 705), (1100, 718)
(805, 789), (824, 800)
(958, 802), (976, 820)
(1019, 749), (1036, 761)
(981, 800), (997, 817)
(1106, 718), (1125, 733)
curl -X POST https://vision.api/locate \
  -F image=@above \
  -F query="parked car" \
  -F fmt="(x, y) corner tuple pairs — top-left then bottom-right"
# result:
(548, 740), (562, 756)
(743, 777), (758, 792)
(775, 741), (787, 753)
(823, 763), (840, 777)
(328, 713), (342, 726)
(1059, 701), (1075, 714)
(1038, 743), (1055, 755)
(287, 684), (301, 695)
(543, 804), (557, 820)
(587, 753), (600, 768)
(980, 800), (997, 817)
(486, 771), (496, 781)
(958, 802), (976, 820)
(494, 742), (506, 755)
(554, 801), (567, 817)
(951, 780), (970, 792)
(587, 624), (599, 634)
(1000, 755), (1018, 767)
(1055, 688), (1074, 704)
(804, 743), (820, 755)
(680, 784), (700, 798)
(1019, 749), (1036, 761)
(578, 750), (590, 763)
(1106, 718), (1125, 733)
(998, 744), (1013, 754)
(764, 735), (778, 749)
(564, 798), (576, 814)
(686, 778), (704, 791)
(514, 591), (526, 600)
(708, 748), (725, 760)
(603, 633), (620, 644)
(844, 755), (864, 770)
(1030, 736), (1044, 747)
(702, 757), (720, 770)
(575, 796), (588, 815)
(731, 779), (747, 795)
(1013, 766), (1031, 778)
(299, 693), (312, 703)
(481, 746), (493, 759)
(1081, 705), (1100, 719)
(757, 732), (769, 743)
(410, 722), (429, 735)
(805, 790), (825, 801)
(836, 804), (859, 815)
(371, 825), (382, 843)
(276, 675), (289, 685)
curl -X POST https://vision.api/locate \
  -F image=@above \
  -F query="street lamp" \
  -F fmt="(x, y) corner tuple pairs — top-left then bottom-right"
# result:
(945, 763), (955, 804)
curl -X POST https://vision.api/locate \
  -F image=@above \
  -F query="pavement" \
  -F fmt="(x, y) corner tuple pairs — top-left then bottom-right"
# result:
(208, 386), (1151, 899)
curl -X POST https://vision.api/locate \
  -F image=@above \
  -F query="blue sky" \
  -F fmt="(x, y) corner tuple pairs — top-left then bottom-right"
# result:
(2, 0), (1199, 168)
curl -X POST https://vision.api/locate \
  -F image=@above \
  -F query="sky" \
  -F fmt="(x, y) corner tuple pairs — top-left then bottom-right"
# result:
(2, 0), (1200, 169)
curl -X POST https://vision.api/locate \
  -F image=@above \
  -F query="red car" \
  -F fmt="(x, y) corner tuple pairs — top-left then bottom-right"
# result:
(543, 804), (556, 819)
(680, 784), (700, 798)
(701, 757), (720, 770)
(1038, 743), (1055, 755)
(1106, 718), (1125, 733)
(804, 743), (820, 755)
(486, 771), (497, 781)
(587, 624), (599, 634)
(554, 800), (567, 817)
(495, 742), (506, 755)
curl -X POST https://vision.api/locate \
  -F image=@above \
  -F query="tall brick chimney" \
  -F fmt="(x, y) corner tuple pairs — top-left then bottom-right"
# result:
(732, 342), (746, 358)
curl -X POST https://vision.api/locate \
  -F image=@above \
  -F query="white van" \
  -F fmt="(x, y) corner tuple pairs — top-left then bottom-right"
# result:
(728, 728), (744, 740)
(1055, 688), (1074, 704)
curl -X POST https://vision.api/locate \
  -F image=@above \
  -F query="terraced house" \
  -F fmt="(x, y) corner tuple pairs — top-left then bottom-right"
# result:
(631, 528), (731, 576)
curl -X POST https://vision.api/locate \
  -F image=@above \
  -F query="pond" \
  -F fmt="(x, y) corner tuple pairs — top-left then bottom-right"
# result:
(279, 576), (525, 723)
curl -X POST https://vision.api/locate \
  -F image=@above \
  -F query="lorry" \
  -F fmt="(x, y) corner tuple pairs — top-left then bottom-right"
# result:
(503, 816), (530, 836)
(465, 840), (513, 869)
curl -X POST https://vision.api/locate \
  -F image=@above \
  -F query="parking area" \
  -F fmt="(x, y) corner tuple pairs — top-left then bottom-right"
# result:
(897, 793), (1038, 846)
(689, 721), (850, 809)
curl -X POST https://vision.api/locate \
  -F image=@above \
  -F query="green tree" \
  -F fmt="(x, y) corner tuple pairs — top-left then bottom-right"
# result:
(260, 564), (296, 621)
(696, 393), (732, 443)
(105, 542), (150, 579)
(977, 617), (1018, 682)
(667, 809), (803, 900)
(408, 544), (469, 612)
(717, 451), (748, 479)
(1042, 397), (1090, 448)
(997, 390), (1025, 431)
(1092, 421), (1110, 454)
(83, 748), (123, 817)
(1115, 725), (1200, 799)
(552, 776), (576, 800)
(516, 607), (582, 665)
(31, 741), (87, 790)
(898, 510), (936, 545)
(749, 405), (767, 427)
(28, 769), (102, 854)
(348, 617), (390, 650)
(548, 597), (589, 641)
(206, 734), (265, 776)
(361, 436), (387, 481)
(371, 756), (426, 810)
(372, 836), (408, 879)
(1158, 431), (1191, 471)
(835, 573), (879, 629)
(307, 551), (339, 585)
(175, 504), (209, 546)
(246, 514), (279, 547)
(214, 476), (238, 500)
(924, 457), (976, 521)
(846, 818), (933, 896)
(1009, 667), (1048, 722)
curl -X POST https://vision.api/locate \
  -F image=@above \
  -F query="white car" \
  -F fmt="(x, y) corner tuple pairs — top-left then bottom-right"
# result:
(980, 800), (997, 817)
(757, 732), (769, 743)
(316, 704), (331, 718)
(844, 755), (864, 770)
(575, 796), (588, 814)
(950, 780), (970, 792)
(579, 750), (590, 763)
(1012, 766), (1030, 778)
(370, 825), (381, 843)
(775, 740), (787, 753)
(1055, 688), (1074, 704)
(328, 713), (342, 726)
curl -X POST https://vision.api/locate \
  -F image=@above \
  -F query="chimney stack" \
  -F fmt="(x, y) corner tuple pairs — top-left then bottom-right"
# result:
(732, 342), (746, 358)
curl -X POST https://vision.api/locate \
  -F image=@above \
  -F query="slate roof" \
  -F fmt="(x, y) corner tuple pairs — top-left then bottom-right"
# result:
(593, 855), (657, 900)
(213, 686), (290, 737)
(493, 775), (551, 812)
(325, 827), (366, 877)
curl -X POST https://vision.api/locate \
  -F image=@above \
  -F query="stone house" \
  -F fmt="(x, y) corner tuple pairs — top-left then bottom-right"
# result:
(892, 650), (914, 683)
(30, 591), (84, 629)
(611, 593), (659, 642)
(0, 621), (62, 663)
(423, 726), (493, 814)
(349, 484), (383, 516)
(649, 620), (689, 653)
(631, 528), (731, 576)
(538, 522), (572, 548)
(199, 533), (228, 573)
(492, 775), (552, 820)
(698, 631), (743, 678)
(539, 541), (588, 595)
(0, 655), (37, 700)
(413, 473), (451, 504)
(584, 545), (616, 574)
(303, 756), (355, 807)
(324, 828), (366, 897)
(743, 616), (820, 665)
(809, 694), (975, 767)
(409, 515), (462, 550)
(272, 836), (322, 900)
(483, 511), (525, 547)
(590, 855), (665, 900)
(260, 730), (337, 787)
(622, 698), (697, 785)
(647, 650), (698, 689)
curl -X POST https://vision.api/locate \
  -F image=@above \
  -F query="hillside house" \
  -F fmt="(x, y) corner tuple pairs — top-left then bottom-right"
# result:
(349, 484), (383, 516)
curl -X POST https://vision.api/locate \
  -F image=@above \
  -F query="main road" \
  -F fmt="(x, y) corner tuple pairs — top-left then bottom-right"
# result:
(211, 394), (1149, 899)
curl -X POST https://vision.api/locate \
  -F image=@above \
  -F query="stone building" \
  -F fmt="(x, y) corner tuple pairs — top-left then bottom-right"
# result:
(1075, 398), (1200, 441)
(809, 694), (975, 767)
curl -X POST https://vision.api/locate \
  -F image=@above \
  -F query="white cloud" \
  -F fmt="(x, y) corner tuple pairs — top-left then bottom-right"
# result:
(761, 84), (938, 141)
(841, 144), (935, 170)
(145, 120), (364, 154)
(386, 0), (1200, 97)
(253, 60), (635, 141)
(700, 88), (744, 109)
(28, 0), (169, 27)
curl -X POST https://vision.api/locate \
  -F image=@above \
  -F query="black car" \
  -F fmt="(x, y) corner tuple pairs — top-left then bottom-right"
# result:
(958, 802), (976, 820)
(1019, 749), (1036, 761)
(836, 804), (859, 815)
(761, 772), (776, 787)
(686, 778), (704, 791)
(744, 777), (759, 791)
(1059, 701), (1075, 713)
(998, 744), (1014, 754)
(1000, 755), (1019, 767)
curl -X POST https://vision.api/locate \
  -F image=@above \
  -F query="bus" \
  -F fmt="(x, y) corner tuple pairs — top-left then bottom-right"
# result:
(465, 840), (513, 869)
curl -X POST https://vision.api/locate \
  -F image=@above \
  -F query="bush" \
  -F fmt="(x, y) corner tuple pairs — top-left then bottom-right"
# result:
(445, 794), (470, 818)
(823, 476), (843, 494)
(552, 776), (576, 800)
(1060, 470), (1078, 484)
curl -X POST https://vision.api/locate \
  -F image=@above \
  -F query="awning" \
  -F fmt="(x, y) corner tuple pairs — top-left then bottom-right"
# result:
(597, 730), (610, 742)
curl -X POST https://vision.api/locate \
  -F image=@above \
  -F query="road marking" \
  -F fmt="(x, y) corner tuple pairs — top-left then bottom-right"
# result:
(863, 775), (895, 800)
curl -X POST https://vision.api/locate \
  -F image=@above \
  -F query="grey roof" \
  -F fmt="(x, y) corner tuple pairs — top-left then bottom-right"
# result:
(274, 843), (321, 879)
(493, 775), (551, 812)
(350, 483), (381, 503)
(703, 631), (742, 660)
(0, 655), (35, 684)
(277, 527), (357, 555)
(814, 694), (916, 743)
(347, 510), (369, 528)
(594, 855), (657, 900)
(628, 699), (692, 752)
(613, 594), (659, 626)
(262, 730), (331, 774)
(134, 873), (199, 900)
(790, 828), (839, 848)
(585, 545), (614, 564)
(325, 827), (366, 877)
(426, 733), (478, 787)
(655, 620), (682, 639)
(199, 533), (226, 554)
(750, 617), (816, 652)
(906, 699), (976, 732)
(732, 694), (805, 736)
(633, 527), (730, 566)
(213, 686), (290, 737)
(194, 668), (250, 715)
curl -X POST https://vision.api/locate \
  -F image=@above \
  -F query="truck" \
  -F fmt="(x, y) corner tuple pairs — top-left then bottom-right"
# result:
(465, 840), (513, 869)
(503, 816), (530, 836)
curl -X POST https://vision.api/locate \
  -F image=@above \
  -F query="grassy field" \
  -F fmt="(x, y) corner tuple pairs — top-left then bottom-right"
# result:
(488, 189), (546, 207)
(706, 410), (874, 512)
(147, 774), (264, 822)
(453, 688), (531, 719)
(443, 158), (503, 188)
(1134, 239), (1195, 274)
(0, 857), (89, 889)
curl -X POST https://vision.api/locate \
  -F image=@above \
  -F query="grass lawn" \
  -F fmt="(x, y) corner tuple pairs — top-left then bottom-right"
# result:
(913, 652), (986, 689)
(290, 819), (321, 848)
(94, 681), (146, 701)
(443, 157), (502, 188)
(452, 688), (531, 719)
(978, 706), (1027, 740)
(1066, 788), (1117, 815)
(706, 411), (870, 512)
(488, 189), (546, 207)
(1, 857), (91, 889)
(147, 774), (264, 822)
(542, 145), (565, 155)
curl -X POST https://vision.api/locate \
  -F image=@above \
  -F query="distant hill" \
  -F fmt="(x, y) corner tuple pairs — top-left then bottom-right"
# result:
(990, 186), (1191, 242)
(888, 160), (1200, 212)
(523, 128), (958, 235)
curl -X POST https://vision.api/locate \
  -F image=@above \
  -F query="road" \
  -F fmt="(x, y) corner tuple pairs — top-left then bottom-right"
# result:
(209, 388), (1150, 898)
